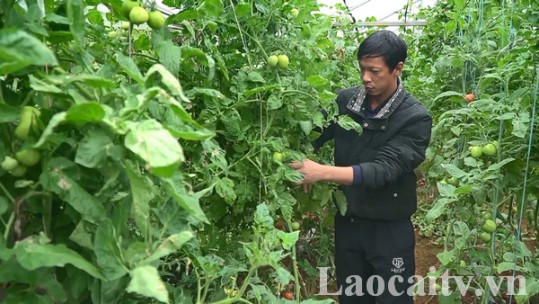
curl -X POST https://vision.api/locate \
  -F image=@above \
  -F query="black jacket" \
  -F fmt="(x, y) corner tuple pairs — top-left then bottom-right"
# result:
(314, 85), (432, 220)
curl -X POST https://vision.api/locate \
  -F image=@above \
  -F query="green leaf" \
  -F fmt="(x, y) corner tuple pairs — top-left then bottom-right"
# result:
(426, 198), (454, 221)
(277, 230), (299, 251)
(0, 103), (18, 123)
(14, 236), (104, 279)
(512, 111), (530, 138)
(155, 41), (181, 76)
(437, 182), (456, 197)
(441, 163), (468, 179)
(0, 196), (8, 216)
(66, 102), (109, 124)
(124, 120), (184, 176)
(215, 177), (236, 204)
(0, 28), (58, 75)
(34, 112), (67, 148)
(515, 278), (539, 304)
(125, 162), (154, 239)
(266, 94), (283, 110)
(164, 174), (209, 224)
(235, 3), (250, 17)
(275, 267), (294, 285)
(127, 266), (169, 303)
(185, 87), (226, 100)
(436, 249), (457, 266)
(203, 0), (224, 18)
(94, 218), (127, 280)
(144, 231), (194, 264)
(254, 203), (273, 231)
(69, 220), (94, 249)
(167, 127), (215, 141)
(29, 75), (63, 93)
(307, 75), (329, 88)
(180, 46), (215, 80)
(67, 0), (85, 46)
(117, 52), (144, 84)
(145, 64), (188, 101)
(485, 158), (515, 172)
(337, 115), (363, 134)
(75, 129), (113, 168)
(40, 157), (106, 223)
(433, 91), (462, 102)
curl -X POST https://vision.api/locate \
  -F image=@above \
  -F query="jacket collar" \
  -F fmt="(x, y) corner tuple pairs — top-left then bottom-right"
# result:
(346, 77), (405, 119)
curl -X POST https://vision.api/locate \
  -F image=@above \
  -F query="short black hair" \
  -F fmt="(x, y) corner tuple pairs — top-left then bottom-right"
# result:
(357, 30), (408, 70)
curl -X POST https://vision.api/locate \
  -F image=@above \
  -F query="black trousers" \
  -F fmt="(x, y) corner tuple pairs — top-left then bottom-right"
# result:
(334, 214), (415, 304)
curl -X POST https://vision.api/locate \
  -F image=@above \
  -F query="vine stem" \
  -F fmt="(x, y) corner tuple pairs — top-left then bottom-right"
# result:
(228, 0), (252, 68)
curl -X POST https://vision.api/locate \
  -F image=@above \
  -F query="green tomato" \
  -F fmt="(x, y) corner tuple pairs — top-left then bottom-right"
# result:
(107, 30), (119, 39)
(147, 10), (165, 29)
(272, 152), (285, 162)
(268, 55), (279, 67)
(291, 221), (301, 231)
(482, 143), (497, 156)
(480, 232), (491, 242)
(10, 165), (27, 177)
(447, 177), (459, 186)
(469, 146), (482, 158)
(1, 156), (19, 171)
(15, 106), (41, 140)
(459, 260), (467, 267)
(15, 149), (41, 167)
(482, 219), (497, 233)
(121, 21), (130, 29)
(122, 0), (139, 19)
(129, 6), (149, 25)
(290, 8), (299, 18)
(277, 54), (289, 69)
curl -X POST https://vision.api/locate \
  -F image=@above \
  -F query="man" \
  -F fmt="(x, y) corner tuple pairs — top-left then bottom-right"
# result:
(290, 30), (432, 303)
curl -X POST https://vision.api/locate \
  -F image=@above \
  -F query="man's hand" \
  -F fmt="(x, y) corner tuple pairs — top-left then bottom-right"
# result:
(289, 159), (355, 188)
(289, 159), (324, 184)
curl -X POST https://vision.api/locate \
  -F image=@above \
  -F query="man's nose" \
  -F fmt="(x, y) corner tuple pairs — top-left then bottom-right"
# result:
(362, 72), (371, 83)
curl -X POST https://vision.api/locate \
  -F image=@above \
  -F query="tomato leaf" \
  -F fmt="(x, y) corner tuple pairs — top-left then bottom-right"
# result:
(0, 28), (58, 75)
(14, 235), (104, 279)
(164, 174), (210, 224)
(67, 0), (85, 46)
(124, 119), (184, 171)
(125, 161), (154, 239)
(143, 231), (194, 264)
(154, 41), (182, 76)
(75, 129), (113, 168)
(426, 198), (454, 221)
(117, 52), (144, 84)
(94, 218), (127, 280)
(127, 266), (169, 303)
(215, 177), (237, 204)
(337, 115), (363, 134)
(0, 103), (19, 123)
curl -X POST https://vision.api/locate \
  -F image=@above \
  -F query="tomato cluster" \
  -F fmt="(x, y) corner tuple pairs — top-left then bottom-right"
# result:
(122, 0), (165, 29)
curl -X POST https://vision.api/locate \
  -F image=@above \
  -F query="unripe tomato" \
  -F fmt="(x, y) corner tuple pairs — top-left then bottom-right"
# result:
(290, 8), (299, 18)
(15, 106), (41, 140)
(480, 232), (491, 242)
(272, 152), (285, 162)
(147, 10), (165, 29)
(469, 146), (482, 158)
(482, 219), (497, 233)
(1, 156), (19, 171)
(129, 6), (149, 25)
(291, 221), (300, 231)
(268, 55), (279, 67)
(10, 165), (27, 177)
(447, 177), (458, 186)
(15, 149), (41, 167)
(121, 21), (130, 29)
(460, 260), (467, 267)
(122, 0), (139, 19)
(482, 143), (497, 156)
(277, 54), (289, 69)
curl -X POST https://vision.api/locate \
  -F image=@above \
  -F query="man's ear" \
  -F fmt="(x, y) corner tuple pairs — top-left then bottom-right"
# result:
(394, 62), (404, 75)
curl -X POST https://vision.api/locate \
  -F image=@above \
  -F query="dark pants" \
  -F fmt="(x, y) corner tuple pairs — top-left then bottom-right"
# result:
(334, 214), (415, 304)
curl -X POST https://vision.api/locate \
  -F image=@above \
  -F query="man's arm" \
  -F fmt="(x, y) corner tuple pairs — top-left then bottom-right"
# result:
(292, 112), (432, 188)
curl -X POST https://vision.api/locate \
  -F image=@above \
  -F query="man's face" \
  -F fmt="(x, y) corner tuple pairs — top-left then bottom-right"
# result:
(359, 56), (402, 98)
